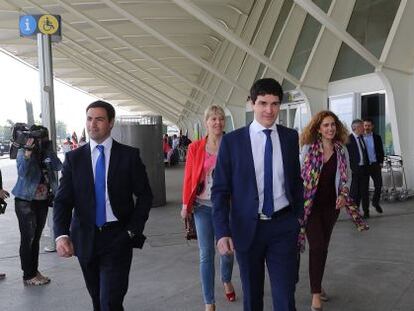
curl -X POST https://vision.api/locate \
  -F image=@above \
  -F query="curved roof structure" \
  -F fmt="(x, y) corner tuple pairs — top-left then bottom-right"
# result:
(0, 0), (412, 129)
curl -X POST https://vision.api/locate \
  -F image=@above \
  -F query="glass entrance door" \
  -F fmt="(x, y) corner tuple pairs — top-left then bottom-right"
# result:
(361, 92), (393, 154)
(278, 103), (310, 133)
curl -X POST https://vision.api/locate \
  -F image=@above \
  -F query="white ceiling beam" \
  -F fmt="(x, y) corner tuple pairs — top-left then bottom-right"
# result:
(261, 2), (296, 79)
(65, 36), (192, 112)
(293, 0), (381, 68)
(58, 48), (179, 122)
(3, 1), (179, 122)
(100, 0), (249, 93)
(55, 0), (229, 107)
(65, 39), (195, 116)
(19, 0), (197, 116)
(380, 0), (407, 64)
(171, 0), (301, 86)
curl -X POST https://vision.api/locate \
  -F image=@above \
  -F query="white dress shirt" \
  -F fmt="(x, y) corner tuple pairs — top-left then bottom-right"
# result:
(90, 137), (118, 223)
(352, 132), (365, 166)
(249, 119), (289, 217)
(56, 137), (118, 242)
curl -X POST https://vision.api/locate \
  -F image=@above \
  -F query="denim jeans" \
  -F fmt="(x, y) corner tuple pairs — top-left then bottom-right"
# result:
(193, 203), (234, 304)
(15, 198), (48, 280)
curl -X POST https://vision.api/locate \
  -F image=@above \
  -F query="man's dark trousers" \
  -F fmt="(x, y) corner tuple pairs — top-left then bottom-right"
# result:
(350, 166), (370, 215)
(79, 225), (133, 311)
(368, 163), (382, 206)
(236, 211), (300, 311)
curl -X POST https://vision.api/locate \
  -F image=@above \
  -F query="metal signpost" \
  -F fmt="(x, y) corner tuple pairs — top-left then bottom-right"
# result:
(19, 14), (61, 150)
(19, 14), (62, 252)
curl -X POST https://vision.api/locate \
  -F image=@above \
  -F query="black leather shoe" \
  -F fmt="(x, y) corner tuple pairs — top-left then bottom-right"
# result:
(374, 205), (383, 213)
(363, 213), (370, 219)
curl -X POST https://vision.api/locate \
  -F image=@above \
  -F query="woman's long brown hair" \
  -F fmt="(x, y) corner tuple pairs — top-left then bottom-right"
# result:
(300, 110), (349, 147)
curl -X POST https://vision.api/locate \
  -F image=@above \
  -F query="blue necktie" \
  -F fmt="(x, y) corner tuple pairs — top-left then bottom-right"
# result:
(95, 145), (106, 227)
(263, 129), (274, 217)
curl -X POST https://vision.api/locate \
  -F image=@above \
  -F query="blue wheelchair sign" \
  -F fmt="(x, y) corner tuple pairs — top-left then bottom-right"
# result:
(19, 15), (37, 36)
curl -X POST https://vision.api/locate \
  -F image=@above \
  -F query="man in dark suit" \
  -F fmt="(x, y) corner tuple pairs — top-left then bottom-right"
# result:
(212, 78), (303, 311)
(54, 100), (153, 311)
(347, 119), (370, 218)
(363, 118), (384, 213)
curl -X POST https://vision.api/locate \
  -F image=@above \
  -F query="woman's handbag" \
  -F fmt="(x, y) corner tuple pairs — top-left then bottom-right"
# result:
(184, 213), (197, 240)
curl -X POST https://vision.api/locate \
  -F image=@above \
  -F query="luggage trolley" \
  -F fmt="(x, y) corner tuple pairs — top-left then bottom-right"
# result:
(381, 155), (413, 201)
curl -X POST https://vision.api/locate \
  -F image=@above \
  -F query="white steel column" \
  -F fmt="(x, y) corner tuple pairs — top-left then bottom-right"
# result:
(37, 33), (57, 149)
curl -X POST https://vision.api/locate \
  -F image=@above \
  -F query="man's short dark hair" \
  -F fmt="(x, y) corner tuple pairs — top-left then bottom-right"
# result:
(363, 118), (374, 124)
(250, 78), (283, 104)
(351, 119), (363, 130)
(86, 100), (115, 121)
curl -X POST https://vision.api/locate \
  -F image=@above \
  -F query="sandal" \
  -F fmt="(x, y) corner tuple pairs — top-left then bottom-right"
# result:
(36, 272), (51, 283)
(320, 289), (329, 302)
(24, 275), (50, 286)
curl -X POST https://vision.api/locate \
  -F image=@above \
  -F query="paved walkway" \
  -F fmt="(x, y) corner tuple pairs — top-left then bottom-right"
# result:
(1, 162), (414, 310)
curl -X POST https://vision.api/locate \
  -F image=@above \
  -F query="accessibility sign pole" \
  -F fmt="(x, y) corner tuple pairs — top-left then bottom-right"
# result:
(19, 14), (61, 150)
(20, 14), (62, 251)
(37, 33), (57, 151)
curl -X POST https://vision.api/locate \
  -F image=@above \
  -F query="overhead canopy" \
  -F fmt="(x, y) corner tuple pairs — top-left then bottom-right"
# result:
(0, 0), (412, 127)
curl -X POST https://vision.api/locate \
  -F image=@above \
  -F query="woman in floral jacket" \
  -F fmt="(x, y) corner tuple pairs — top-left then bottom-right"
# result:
(299, 111), (368, 311)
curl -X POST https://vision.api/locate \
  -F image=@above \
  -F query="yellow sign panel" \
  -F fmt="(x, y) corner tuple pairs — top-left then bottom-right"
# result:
(38, 15), (59, 35)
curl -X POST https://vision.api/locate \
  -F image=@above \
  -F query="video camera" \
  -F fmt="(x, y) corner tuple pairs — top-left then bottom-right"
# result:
(0, 199), (7, 214)
(10, 123), (49, 159)
(0, 191), (8, 214)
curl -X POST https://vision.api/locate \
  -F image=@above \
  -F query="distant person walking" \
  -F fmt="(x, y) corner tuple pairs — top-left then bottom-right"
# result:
(347, 119), (370, 218)
(363, 118), (384, 214)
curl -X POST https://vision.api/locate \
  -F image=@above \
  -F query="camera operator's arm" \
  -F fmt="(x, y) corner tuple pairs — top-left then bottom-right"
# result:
(15, 138), (36, 177)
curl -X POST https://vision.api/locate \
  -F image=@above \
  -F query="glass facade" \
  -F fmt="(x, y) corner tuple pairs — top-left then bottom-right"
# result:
(361, 93), (394, 155)
(255, 0), (294, 81)
(282, 79), (296, 92)
(330, 0), (401, 81)
(285, 0), (331, 80)
(328, 93), (355, 131)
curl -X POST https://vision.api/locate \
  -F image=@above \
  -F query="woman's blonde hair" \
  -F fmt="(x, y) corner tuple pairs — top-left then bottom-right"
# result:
(204, 105), (225, 122)
(300, 110), (349, 146)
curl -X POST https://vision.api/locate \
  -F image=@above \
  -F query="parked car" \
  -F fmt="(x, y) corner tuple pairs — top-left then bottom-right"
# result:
(0, 141), (10, 156)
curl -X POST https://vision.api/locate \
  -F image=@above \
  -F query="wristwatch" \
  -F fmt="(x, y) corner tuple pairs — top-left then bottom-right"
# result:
(127, 230), (136, 239)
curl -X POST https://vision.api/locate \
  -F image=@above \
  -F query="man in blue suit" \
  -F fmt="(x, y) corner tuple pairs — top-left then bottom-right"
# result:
(212, 78), (303, 311)
(54, 100), (153, 311)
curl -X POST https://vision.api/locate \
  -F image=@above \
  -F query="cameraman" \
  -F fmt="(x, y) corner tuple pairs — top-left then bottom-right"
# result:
(0, 168), (9, 281)
(11, 125), (62, 286)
